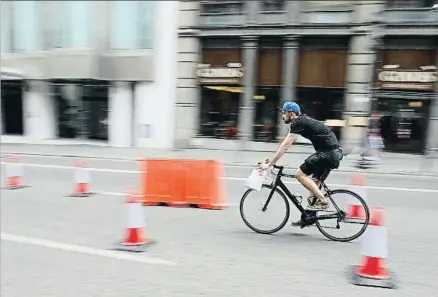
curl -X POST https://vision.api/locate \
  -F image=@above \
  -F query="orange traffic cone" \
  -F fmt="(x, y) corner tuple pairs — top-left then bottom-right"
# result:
(117, 189), (152, 252)
(3, 155), (27, 190)
(350, 207), (396, 289)
(348, 174), (368, 220)
(70, 159), (93, 197)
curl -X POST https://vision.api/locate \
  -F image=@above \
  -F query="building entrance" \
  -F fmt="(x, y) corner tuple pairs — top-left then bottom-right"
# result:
(1, 80), (24, 135)
(52, 81), (109, 141)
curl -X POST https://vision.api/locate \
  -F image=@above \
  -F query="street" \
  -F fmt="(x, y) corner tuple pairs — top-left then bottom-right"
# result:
(1, 155), (438, 297)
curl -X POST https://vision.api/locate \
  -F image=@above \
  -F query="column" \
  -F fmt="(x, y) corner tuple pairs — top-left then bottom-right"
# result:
(108, 82), (133, 147)
(286, 0), (301, 24)
(239, 36), (258, 148)
(342, 32), (378, 150)
(0, 86), (3, 134)
(246, 0), (258, 24)
(23, 81), (56, 141)
(174, 0), (200, 149)
(426, 50), (438, 152)
(279, 35), (299, 139)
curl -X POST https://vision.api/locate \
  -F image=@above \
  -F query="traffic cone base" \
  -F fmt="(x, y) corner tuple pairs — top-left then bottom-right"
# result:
(69, 183), (94, 197)
(350, 265), (397, 289)
(348, 205), (366, 220)
(355, 257), (390, 279)
(121, 228), (149, 246)
(4, 176), (28, 190)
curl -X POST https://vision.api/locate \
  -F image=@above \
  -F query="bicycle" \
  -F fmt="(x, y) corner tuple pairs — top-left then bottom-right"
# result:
(239, 165), (370, 242)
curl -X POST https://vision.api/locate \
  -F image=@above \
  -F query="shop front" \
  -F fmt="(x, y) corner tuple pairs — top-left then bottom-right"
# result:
(253, 41), (283, 142)
(1, 67), (24, 136)
(51, 80), (109, 142)
(371, 49), (437, 154)
(198, 48), (243, 140)
(295, 40), (349, 140)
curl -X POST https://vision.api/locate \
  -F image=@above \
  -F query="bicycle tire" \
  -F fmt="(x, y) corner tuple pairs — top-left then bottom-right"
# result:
(315, 189), (370, 242)
(240, 184), (291, 235)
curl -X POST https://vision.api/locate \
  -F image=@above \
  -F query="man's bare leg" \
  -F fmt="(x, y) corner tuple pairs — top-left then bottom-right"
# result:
(307, 179), (322, 205)
(296, 169), (328, 204)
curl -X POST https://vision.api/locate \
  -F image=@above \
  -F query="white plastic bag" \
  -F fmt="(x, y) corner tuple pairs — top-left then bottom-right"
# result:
(244, 169), (267, 192)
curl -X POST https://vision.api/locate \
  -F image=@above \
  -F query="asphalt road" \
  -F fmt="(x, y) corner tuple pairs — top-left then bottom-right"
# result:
(1, 155), (438, 297)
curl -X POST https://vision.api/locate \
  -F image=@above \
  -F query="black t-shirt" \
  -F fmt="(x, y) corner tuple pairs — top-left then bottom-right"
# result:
(289, 115), (340, 152)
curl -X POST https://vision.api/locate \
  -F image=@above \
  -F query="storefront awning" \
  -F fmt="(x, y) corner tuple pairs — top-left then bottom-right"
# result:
(204, 86), (265, 100)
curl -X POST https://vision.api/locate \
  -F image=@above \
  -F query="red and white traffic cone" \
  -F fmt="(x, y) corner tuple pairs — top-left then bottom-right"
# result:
(3, 155), (27, 190)
(348, 174), (368, 220)
(117, 189), (152, 252)
(350, 207), (396, 289)
(70, 159), (93, 197)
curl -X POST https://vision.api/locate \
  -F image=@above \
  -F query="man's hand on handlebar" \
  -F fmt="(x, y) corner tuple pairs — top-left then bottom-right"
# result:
(256, 159), (271, 172)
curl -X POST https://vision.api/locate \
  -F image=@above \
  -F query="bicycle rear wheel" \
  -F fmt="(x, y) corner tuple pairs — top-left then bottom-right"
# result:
(240, 185), (290, 235)
(315, 189), (370, 242)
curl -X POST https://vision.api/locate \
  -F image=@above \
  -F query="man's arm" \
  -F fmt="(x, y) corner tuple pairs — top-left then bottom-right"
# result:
(267, 133), (297, 166)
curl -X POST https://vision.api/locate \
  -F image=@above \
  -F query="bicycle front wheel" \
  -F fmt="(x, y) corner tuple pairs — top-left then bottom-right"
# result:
(240, 185), (290, 235)
(315, 189), (370, 242)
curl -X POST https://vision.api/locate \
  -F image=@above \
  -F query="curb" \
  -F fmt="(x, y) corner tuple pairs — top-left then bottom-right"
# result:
(2, 151), (437, 177)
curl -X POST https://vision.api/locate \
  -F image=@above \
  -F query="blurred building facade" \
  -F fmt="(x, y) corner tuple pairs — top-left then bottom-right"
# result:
(1, 1), (178, 148)
(176, 0), (438, 154)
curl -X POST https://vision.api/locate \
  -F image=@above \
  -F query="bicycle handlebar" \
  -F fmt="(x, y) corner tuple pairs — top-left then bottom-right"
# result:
(257, 160), (295, 178)
(272, 165), (284, 170)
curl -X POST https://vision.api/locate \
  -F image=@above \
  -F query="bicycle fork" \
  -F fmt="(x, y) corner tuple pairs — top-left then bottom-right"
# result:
(261, 187), (276, 212)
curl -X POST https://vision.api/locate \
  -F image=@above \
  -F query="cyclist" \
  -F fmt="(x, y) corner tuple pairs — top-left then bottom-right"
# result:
(257, 101), (343, 217)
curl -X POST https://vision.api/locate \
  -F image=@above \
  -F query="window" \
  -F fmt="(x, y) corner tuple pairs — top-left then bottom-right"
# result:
(200, 1), (244, 14)
(386, 0), (435, 8)
(1, 2), (11, 53)
(305, 1), (350, 10)
(109, 1), (154, 50)
(12, 1), (42, 51)
(54, 1), (91, 48)
(261, 0), (285, 12)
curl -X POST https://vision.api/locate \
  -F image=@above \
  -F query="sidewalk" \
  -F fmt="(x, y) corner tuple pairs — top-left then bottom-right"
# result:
(1, 143), (437, 176)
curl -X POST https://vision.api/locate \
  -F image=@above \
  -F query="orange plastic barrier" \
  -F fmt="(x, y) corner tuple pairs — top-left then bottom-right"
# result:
(142, 159), (187, 207)
(142, 159), (227, 209)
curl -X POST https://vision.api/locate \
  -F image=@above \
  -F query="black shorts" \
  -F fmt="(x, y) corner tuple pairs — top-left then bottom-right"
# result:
(299, 148), (343, 182)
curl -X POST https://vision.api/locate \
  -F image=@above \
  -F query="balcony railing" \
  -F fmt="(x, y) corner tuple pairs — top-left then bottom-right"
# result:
(300, 9), (353, 24)
(256, 11), (287, 24)
(199, 1), (246, 27)
(379, 8), (438, 24)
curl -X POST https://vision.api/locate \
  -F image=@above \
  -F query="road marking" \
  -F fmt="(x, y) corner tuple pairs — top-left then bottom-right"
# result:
(1, 232), (176, 266)
(223, 177), (438, 193)
(1, 153), (139, 163)
(96, 192), (239, 206)
(1, 162), (140, 174)
(98, 191), (127, 197)
(2, 162), (437, 193)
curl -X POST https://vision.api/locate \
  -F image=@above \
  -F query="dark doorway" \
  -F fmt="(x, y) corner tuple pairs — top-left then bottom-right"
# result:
(82, 83), (109, 141)
(1, 80), (24, 135)
(52, 80), (109, 141)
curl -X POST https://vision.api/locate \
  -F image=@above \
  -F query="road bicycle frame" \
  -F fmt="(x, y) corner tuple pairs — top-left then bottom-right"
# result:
(263, 165), (341, 223)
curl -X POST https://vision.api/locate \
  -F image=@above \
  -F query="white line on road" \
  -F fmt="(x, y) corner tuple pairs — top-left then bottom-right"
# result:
(2, 162), (438, 194)
(1, 153), (139, 163)
(224, 177), (438, 194)
(1, 232), (176, 266)
(98, 191), (128, 197)
(1, 162), (140, 173)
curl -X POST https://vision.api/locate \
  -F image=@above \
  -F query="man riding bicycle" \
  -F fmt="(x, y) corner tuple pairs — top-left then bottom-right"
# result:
(257, 102), (343, 219)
